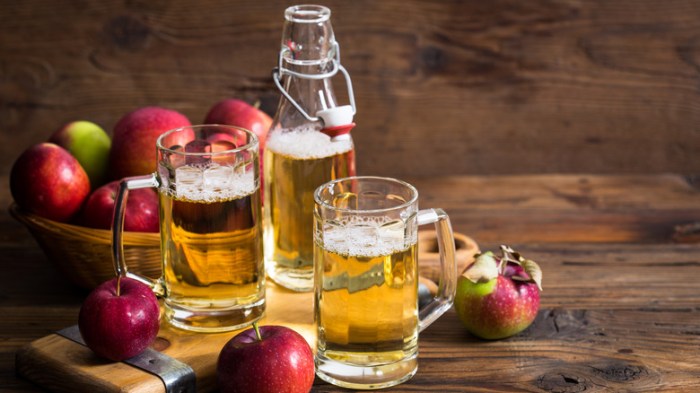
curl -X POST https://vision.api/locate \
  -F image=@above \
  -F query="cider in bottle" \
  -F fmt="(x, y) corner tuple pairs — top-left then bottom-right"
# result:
(265, 4), (357, 291)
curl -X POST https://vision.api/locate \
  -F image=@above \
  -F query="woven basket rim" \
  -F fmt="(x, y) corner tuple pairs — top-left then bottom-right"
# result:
(9, 203), (160, 246)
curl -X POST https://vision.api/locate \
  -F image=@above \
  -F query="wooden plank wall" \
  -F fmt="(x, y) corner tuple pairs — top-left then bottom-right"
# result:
(1, 0), (699, 179)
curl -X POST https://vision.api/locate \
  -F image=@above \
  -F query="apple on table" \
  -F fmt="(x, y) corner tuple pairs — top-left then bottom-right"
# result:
(455, 246), (543, 340)
(78, 277), (160, 361)
(217, 323), (315, 393)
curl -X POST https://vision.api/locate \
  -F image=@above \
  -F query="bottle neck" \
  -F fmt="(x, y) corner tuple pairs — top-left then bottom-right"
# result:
(273, 4), (339, 130)
(273, 61), (338, 129)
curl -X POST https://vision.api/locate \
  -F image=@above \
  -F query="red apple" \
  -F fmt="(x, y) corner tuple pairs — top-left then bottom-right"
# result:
(217, 324), (314, 393)
(78, 277), (160, 361)
(109, 106), (191, 180)
(454, 246), (543, 340)
(204, 100), (271, 202)
(80, 180), (159, 232)
(49, 120), (111, 188)
(204, 99), (271, 150)
(10, 143), (90, 222)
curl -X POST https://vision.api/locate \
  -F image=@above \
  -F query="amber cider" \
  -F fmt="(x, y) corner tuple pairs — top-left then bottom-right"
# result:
(264, 126), (354, 291)
(314, 220), (419, 389)
(159, 165), (264, 332)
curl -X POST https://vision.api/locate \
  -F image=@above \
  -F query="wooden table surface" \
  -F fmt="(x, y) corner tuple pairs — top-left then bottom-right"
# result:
(1, 173), (699, 392)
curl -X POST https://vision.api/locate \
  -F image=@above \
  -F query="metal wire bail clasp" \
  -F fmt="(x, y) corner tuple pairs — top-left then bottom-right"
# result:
(272, 41), (356, 125)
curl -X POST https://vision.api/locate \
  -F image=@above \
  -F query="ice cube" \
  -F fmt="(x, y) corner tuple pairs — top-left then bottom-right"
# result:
(164, 145), (186, 168)
(211, 141), (239, 166)
(176, 165), (203, 185)
(185, 140), (211, 153)
(175, 165), (203, 196)
(349, 224), (379, 248)
(210, 140), (237, 153)
(235, 150), (255, 172)
(203, 163), (234, 190)
(185, 140), (211, 166)
(378, 220), (405, 244)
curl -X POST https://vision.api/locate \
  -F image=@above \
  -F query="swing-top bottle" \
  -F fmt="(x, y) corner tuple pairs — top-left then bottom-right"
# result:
(264, 4), (357, 291)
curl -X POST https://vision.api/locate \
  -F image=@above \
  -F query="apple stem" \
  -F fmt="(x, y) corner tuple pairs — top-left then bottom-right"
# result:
(499, 245), (521, 274)
(499, 256), (507, 275)
(253, 321), (262, 341)
(116, 275), (122, 297)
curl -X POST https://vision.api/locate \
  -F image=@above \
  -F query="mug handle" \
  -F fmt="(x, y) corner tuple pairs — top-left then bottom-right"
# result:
(416, 208), (457, 332)
(111, 174), (164, 295)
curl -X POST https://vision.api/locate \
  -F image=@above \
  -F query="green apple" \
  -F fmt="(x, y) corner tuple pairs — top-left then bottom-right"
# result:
(49, 121), (111, 188)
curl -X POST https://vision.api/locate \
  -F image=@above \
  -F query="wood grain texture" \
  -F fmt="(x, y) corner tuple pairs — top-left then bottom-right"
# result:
(1, 0), (700, 179)
(408, 173), (700, 244)
(10, 246), (700, 392)
(16, 336), (164, 393)
(2, 174), (700, 392)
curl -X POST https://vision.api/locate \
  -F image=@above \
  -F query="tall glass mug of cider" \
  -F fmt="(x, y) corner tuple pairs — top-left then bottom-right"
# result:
(112, 125), (264, 333)
(313, 176), (458, 389)
(266, 4), (357, 292)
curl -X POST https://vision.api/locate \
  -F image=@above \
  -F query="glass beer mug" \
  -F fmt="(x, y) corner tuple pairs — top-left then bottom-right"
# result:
(112, 125), (264, 333)
(313, 176), (457, 389)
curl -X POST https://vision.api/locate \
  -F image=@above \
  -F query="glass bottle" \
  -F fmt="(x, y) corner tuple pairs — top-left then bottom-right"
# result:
(264, 4), (356, 292)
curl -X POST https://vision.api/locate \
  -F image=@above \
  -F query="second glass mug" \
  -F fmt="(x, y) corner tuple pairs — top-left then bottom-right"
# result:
(313, 176), (458, 389)
(112, 125), (265, 333)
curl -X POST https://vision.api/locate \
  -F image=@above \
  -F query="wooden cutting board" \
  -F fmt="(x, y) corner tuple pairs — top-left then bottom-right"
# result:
(15, 232), (478, 393)
(16, 282), (315, 393)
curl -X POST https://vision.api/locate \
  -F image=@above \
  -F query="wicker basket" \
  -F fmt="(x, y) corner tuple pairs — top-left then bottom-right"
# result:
(10, 201), (480, 291)
(9, 203), (161, 289)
